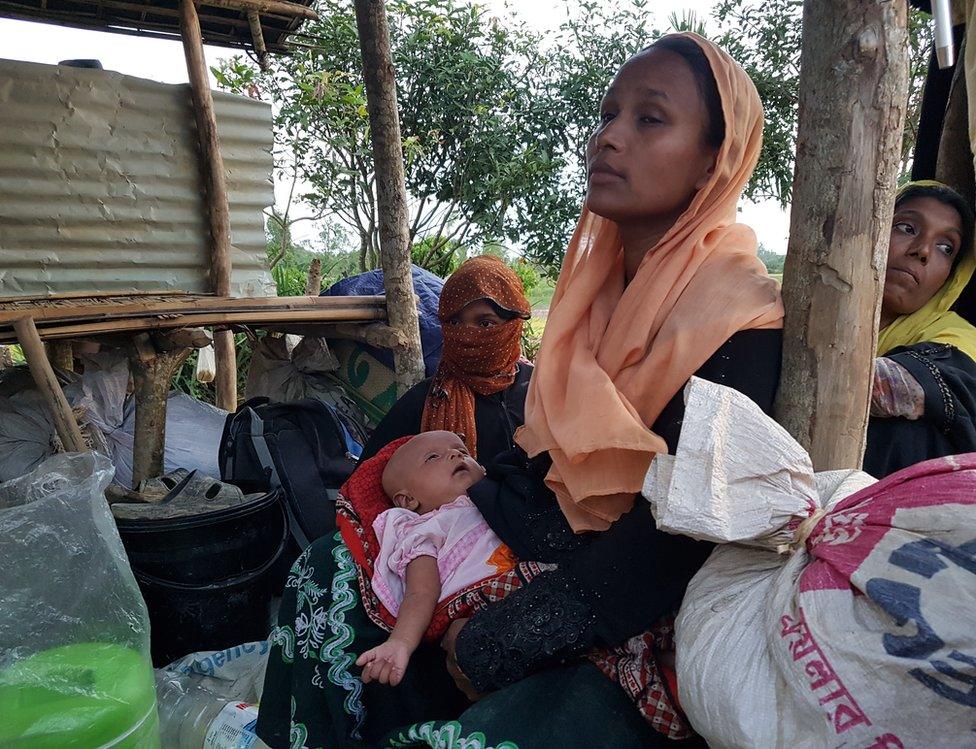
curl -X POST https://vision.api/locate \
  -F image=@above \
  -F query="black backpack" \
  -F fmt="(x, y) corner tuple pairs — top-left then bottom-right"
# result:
(218, 397), (366, 550)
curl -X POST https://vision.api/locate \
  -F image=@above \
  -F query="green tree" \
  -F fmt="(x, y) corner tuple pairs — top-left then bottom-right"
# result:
(713, 0), (932, 204)
(218, 0), (932, 278)
(215, 0), (573, 273)
(213, 0), (669, 275)
(757, 245), (786, 274)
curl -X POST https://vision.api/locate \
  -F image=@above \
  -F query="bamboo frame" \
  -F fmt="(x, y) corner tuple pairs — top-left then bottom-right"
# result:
(200, 0), (316, 21)
(0, 295), (386, 326)
(181, 0), (237, 410)
(0, 0), (309, 53)
(0, 307), (387, 344)
(247, 10), (269, 70)
(13, 316), (87, 454)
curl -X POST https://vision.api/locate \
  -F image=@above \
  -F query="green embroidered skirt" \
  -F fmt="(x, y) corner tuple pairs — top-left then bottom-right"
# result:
(257, 533), (677, 749)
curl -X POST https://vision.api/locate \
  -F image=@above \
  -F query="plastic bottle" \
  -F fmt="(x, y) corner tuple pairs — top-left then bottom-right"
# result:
(155, 674), (270, 749)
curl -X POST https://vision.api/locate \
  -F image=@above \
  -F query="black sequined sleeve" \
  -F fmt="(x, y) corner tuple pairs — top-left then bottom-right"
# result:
(456, 330), (783, 692)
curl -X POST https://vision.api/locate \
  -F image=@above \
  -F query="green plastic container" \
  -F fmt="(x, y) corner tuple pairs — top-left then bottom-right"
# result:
(0, 642), (160, 748)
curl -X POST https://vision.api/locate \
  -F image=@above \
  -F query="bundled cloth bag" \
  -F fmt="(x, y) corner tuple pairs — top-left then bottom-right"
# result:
(646, 377), (976, 749)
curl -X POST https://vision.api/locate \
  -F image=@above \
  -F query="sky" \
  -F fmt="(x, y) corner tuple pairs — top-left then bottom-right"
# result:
(0, 0), (791, 254)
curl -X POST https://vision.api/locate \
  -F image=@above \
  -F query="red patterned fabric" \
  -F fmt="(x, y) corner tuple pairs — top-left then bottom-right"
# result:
(336, 436), (413, 574)
(335, 436), (542, 643)
(588, 613), (691, 739)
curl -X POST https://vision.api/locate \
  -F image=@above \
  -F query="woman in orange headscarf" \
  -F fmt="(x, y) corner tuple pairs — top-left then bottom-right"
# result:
(259, 33), (782, 749)
(440, 33), (783, 745)
(361, 255), (533, 463)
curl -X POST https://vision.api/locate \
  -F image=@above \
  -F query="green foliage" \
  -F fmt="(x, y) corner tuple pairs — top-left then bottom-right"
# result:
(713, 0), (931, 203)
(215, 0), (576, 272)
(510, 258), (541, 297)
(526, 275), (556, 309)
(213, 0), (930, 281)
(271, 263), (310, 297)
(757, 246), (786, 274)
(521, 317), (545, 362)
(411, 236), (465, 278)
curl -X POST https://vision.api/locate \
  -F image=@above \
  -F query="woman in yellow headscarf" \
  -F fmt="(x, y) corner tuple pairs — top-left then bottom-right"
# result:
(865, 180), (976, 477)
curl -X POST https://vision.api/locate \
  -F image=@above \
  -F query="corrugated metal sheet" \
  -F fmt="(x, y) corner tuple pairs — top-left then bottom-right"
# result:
(0, 58), (275, 300)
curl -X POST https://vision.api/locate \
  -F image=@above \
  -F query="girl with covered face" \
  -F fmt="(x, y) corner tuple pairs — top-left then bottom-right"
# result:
(360, 255), (532, 464)
(865, 180), (976, 477)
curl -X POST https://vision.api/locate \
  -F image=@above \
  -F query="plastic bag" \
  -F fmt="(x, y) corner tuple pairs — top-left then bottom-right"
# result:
(651, 378), (976, 748)
(109, 391), (227, 489)
(158, 640), (271, 703)
(195, 343), (217, 384)
(0, 452), (160, 746)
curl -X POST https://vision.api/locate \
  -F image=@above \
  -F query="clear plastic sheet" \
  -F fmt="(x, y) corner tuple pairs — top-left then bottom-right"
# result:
(0, 453), (159, 746)
(0, 452), (150, 665)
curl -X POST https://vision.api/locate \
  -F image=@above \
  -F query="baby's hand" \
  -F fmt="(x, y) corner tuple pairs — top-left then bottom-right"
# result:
(356, 639), (412, 686)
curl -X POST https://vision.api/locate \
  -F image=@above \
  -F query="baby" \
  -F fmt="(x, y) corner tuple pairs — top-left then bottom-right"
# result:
(355, 430), (516, 687)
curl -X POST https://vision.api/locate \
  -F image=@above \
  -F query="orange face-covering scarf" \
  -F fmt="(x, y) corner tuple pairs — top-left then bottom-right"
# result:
(421, 255), (531, 457)
(516, 33), (784, 532)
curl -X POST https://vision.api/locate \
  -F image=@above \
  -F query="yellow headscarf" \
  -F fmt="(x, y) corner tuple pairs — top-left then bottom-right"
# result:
(877, 180), (976, 362)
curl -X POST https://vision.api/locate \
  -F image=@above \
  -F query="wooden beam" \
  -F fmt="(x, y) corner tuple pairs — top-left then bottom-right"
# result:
(0, 289), (191, 304)
(353, 0), (425, 394)
(181, 0), (237, 410)
(76, 0), (257, 31)
(199, 0), (318, 21)
(247, 10), (270, 71)
(315, 322), (407, 349)
(0, 295), (386, 326)
(0, 307), (388, 344)
(181, 0), (232, 297)
(13, 317), (87, 454)
(155, 327), (213, 351)
(214, 329), (238, 411)
(128, 333), (193, 487)
(0, 6), (262, 49)
(774, 0), (909, 471)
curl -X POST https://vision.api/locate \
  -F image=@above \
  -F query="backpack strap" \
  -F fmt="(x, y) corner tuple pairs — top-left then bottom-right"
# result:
(245, 406), (312, 550)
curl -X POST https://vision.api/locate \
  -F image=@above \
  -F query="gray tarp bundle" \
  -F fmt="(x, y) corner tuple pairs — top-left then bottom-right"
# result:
(0, 353), (225, 486)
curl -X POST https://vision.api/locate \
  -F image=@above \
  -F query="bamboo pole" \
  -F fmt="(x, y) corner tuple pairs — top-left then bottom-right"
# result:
(353, 0), (425, 393)
(774, 0), (909, 470)
(13, 317), (87, 454)
(181, 0), (238, 411)
(200, 0), (318, 21)
(247, 11), (270, 71)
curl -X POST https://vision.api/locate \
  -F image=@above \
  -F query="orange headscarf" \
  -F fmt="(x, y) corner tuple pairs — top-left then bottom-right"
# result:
(516, 33), (784, 532)
(421, 256), (531, 457)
